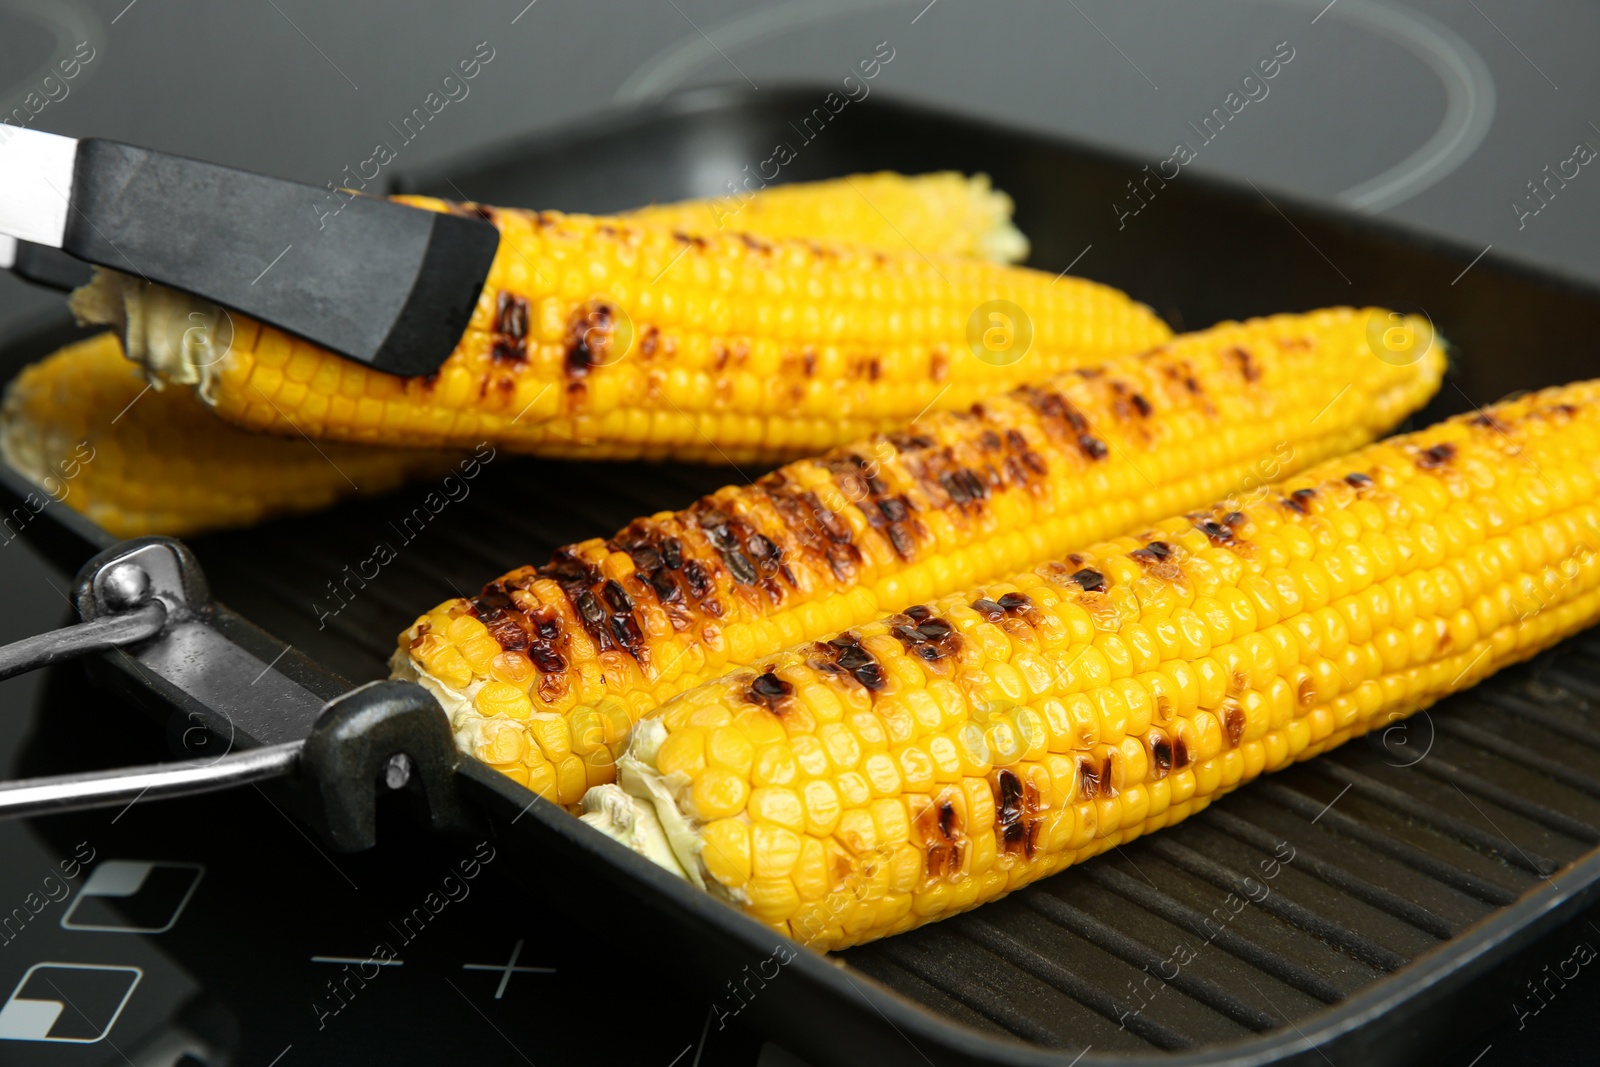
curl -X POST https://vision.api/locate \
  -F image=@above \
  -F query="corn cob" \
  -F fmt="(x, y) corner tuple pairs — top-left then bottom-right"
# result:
(584, 380), (1600, 950)
(15, 175), (1017, 539)
(393, 308), (1445, 805)
(623, 171), (1028, 264)
(77, 198), (1171, 463)
(0, 332), (459, 538)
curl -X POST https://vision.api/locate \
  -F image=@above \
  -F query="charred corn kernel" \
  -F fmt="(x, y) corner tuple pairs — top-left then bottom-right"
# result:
(0, 333), (459, 538)
(603, 380), (1600, 950)
(90, 190), (1169, 463)
(625, 171), (1028, 264)
(398, 309), (1445, 802)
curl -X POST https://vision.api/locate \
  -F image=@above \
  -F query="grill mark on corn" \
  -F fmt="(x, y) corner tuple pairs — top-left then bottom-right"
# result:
(470, 584), (572, 698)
(995, 768), (1043, 858)
(532, 549), (652, 665)
(1417, 442), (1456, 469)
(1071, 568), (1107, 592)
(1078, 755), (1118, 799)
(888, 608), (961, 664)
(1297, 676), (1317, 706)
(1016, 385), (1110, 460)
(1194, 516), (1240, 548)
(492, 292), (530, 363)
(1222, 700), (1246, 747)
(1129, 539), (1183, 580)
(1109, 379), (1155, 421)
(746, 669), (793, 712)
(564, 300), (620, 380)
(914, 788), (967, 880)
(1147, 731), (1173, 779)
(737, 233), (773, 255)
(1227, 345), (1260, 382)
(810, 632), (886, 690)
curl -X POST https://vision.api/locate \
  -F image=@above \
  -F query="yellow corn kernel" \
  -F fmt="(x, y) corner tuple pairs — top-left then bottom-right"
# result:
(691, 769), (750, 820)
(554, 756), (588, 807)
(701, 818), (753, 889)
(753, 823), (803, 880)
(473, 682), (533, 720)
(744, 877), (801, 922)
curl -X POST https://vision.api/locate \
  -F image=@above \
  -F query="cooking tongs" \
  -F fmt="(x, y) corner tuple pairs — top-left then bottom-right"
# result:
(0, 537), (472, 849)
(0, 127), (499, 376)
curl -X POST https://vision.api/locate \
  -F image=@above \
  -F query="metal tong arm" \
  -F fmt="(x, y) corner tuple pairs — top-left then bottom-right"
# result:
(0, 742), (300, 820)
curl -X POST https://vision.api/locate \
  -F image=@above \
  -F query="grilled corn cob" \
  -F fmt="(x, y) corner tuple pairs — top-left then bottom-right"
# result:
(394, 308), (1445, 804)
(0, 332), (459, 538)
(624, 171), (1028, 264)
(14, 175), (1017, 538)
(77, 198), (1170, 463)
(587, 380), (1600, 950)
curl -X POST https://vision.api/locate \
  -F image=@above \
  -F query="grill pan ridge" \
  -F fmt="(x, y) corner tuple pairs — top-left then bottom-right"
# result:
(6, 88), (1600, 1065)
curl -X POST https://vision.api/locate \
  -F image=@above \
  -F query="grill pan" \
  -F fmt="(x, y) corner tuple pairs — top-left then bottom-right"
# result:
(4, 87), (1600, 1066)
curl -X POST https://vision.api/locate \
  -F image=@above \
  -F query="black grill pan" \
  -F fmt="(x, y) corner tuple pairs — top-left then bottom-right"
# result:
(6, 87), (1600, 1066)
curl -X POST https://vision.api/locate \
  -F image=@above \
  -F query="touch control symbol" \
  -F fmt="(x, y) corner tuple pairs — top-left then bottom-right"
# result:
(61, 860), (204, 934)
(0, 963), (141, 1043)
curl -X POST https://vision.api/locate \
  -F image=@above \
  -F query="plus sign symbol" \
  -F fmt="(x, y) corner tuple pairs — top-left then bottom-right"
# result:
(460, 939), (555, 1000)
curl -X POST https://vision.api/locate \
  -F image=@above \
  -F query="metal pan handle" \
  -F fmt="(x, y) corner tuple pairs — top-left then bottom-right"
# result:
(0, 536), (471, 849)
(0, 549), (302, 819)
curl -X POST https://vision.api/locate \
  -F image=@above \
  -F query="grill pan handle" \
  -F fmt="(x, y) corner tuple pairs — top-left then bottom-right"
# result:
(0, 537), (472, 849)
